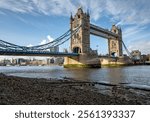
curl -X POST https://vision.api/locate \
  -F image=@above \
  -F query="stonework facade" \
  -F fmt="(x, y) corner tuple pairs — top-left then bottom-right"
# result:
(108, 25), (123, 57)
(70, 7), (90, 54)
(70, 8), (123, 57)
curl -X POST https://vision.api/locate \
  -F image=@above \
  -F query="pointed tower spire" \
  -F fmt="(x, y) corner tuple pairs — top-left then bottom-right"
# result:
(70, 12), (73, 20)
(77, 5), (83, 14)
(87, 9), (90, 17)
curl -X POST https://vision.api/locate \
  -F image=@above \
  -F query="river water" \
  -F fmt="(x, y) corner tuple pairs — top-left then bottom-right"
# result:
(0, 65), (150, 87)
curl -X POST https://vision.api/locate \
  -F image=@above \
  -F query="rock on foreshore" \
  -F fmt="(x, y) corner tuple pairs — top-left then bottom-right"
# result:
(0, 73), (150, 105)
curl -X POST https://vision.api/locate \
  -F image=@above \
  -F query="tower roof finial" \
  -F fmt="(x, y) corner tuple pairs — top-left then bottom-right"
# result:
(70, 12), (73, 20)
(77, 5), (83, 13)
(78, 4), (83, 11)
(87, 9), (90, 16)
(78, 4), (83, 9)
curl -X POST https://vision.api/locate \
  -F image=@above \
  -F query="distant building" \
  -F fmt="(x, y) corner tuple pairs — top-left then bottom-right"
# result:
(17, 58), (27, 66)
(147, 54), (150, 61)
(131, 50), (141, 61)
(63, 48), (68, 53)
(11, 58), (18, 65)
(50, 58), (55, 64)
(55, 57), (64, 65)
(46, 58), (51, 65)
(50, 46), (59, 52)
(0, 56), (65, 66)
(0, 59), (11, 66)
(141, 54), (147, 63)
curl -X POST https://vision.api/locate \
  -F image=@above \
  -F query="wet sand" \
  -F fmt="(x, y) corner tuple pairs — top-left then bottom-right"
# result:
(0, 73), (150, 105)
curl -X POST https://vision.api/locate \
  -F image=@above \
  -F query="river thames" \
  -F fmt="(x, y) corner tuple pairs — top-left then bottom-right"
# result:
(1, 65), (150, 87)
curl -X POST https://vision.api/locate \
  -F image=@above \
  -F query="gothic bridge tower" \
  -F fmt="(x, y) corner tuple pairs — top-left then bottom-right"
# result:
(108, 25), (123, 57)
(70, 7), (90, 54)
(64, 7), (101, 68)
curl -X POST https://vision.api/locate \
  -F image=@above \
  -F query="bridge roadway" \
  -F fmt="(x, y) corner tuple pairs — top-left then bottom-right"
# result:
(0, 49), (79, 57)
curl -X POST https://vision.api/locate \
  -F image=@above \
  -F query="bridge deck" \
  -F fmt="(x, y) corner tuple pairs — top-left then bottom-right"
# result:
(0, 50), (79, 57)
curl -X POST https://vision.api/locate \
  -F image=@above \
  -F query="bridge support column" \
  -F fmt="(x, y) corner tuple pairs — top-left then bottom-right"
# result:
(108, 25), (123, 57)
(64, 53), (101, 68)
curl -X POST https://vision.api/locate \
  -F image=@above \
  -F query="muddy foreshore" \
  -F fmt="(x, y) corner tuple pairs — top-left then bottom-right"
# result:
(0, 73), (150, 105)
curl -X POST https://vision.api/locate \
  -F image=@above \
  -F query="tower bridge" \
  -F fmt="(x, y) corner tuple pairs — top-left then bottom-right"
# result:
(0, 7), (127, 68)
(64, 8), (123, 67)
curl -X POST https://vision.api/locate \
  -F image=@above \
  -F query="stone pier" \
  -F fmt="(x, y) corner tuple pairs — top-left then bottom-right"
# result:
(64, 53), (101, 68)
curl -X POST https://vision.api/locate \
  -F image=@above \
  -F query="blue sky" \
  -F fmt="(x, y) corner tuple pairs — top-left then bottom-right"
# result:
(0, 0), (150, 56)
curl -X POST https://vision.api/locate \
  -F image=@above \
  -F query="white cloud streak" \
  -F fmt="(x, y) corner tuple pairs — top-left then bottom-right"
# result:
(0, 0), (76, 16)
(0, 0), (150, 28)
(106, 0), (150, 26)
(27, 44), (33, 47)
(128, 40), (150, 54)
(123, 25), (146, 39)
(0, 0), (149, 25)
(40, 35), (54, 45)
(122, 24), (150, 54)
(40, 39), (47, 45)
(47, 35), (53, 42)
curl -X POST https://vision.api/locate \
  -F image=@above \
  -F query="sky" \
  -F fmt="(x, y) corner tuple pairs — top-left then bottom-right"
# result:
(0, 0), (150, 58)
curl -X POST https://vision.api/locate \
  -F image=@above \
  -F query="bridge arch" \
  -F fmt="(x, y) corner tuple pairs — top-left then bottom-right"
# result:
(111, 52), (117, 57)
(73, 47), (81, 53)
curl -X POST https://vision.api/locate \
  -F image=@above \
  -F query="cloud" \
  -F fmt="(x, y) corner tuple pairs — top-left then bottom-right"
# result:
(105, 0), (150, 26)
(47, 35), (53, 42)
(0, 0), (150, 25)
(123, 25), (146, 39)
(39, 35), (54, 45)
(128, 40), (150, 54)
(27, 44), (33, 47)
(0, 0), (34, 14)
(0, 0), (76, 16)
(121, 25), (150, 55)
(77, 0), (105, 21)
(40, 39), (47, 45)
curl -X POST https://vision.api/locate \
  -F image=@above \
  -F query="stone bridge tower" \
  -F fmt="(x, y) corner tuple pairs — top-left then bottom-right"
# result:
(70, 7), (90, 54)
(108, 25), (123, 57)
(64, 7), (101, 68)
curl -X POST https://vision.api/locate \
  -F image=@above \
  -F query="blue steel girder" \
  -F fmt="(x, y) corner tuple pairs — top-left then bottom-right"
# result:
(0, 49), (79, 57)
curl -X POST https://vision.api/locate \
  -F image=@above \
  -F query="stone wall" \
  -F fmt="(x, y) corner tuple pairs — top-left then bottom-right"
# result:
(100, 56), (132, 66)
(64, 53), (101, 68)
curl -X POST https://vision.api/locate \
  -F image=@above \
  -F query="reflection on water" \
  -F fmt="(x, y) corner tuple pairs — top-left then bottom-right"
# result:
(0, 65), (150, 86)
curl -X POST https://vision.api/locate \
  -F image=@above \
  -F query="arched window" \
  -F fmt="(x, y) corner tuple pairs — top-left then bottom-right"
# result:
(73, 47), (81, 53)
(78, 15), (80, 19)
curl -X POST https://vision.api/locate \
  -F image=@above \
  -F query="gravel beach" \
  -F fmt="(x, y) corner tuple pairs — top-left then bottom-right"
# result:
(0, 73), (150, 105)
